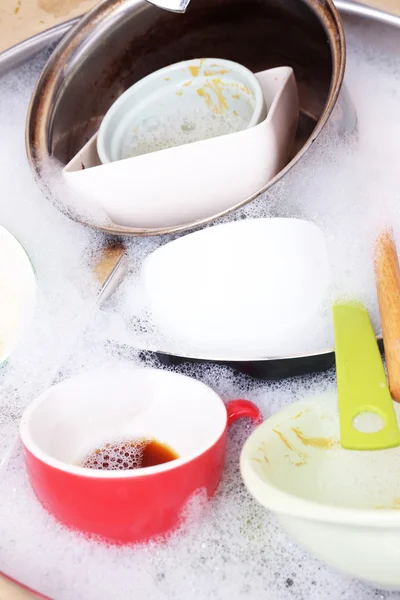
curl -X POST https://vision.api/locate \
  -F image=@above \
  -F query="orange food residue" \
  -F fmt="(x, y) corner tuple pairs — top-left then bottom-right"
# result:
(291, 427), (340, 449)
(189, 65), (201, 77)
(273, 429), (308, 466)
(196, 78), (229, 115)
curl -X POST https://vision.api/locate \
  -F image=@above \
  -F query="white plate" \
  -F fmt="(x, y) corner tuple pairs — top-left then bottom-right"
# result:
(141, 218), (330, 358)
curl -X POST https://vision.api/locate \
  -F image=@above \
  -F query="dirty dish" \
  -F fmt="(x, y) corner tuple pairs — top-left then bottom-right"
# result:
(241, 392), (400, 590)
(142, 218), (330, 358)
(0, 225), (35, 364)
(20, 366), (261, 544)
(96, 58), (267, 164)
(333, 302), (400, 450)
(63, 66), (298, 229)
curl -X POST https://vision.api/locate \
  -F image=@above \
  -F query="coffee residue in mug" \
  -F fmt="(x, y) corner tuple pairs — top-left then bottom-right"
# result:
(80, 438), (179, 471)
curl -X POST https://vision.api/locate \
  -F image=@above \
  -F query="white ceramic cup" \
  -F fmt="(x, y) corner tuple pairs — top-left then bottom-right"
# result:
(97, 58), (267, 164)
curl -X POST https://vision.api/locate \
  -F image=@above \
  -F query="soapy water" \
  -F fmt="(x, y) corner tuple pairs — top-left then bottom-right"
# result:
(122, 108), (250, 158)
(0, 13), (399, 600)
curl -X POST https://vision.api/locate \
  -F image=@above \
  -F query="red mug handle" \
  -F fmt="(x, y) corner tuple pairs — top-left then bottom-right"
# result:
(226, 399), (262, 427)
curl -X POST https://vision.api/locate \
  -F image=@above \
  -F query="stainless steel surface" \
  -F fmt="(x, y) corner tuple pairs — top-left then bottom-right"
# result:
(336, 0), (400, 23)
(147, 0), (191, 12)
(0, 19), (79, 76)
(25, 0), (345, 236)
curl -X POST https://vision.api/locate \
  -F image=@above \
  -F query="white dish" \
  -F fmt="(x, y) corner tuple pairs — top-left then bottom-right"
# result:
(63, 67), (298, 230)
(0, 225), (36, 363)
(141, 218), (330, 357)
(241, 392), (400, 591)
(97, 58), (267, 164)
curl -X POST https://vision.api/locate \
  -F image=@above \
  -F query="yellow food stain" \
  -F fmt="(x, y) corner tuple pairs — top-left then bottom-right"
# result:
(197, 78), (229, 115)
(233, 110), (238, 117)
(252, 458), (262, 463)
(164, 77), (170, 81)
(14, 0), (21, 14)
(375, 500), (400, 510)
(184, 81), (192, 87)
(197, 88), (208, 100)
(378, 497), (400, 510)
(291, 409), (314, 421)
(273, 429), (293, 451)
(273, 429), (308, 466)
(263, 454), (270, 465)
(189, 65), (201, 77)
(232, 93), (241, 100)
(176, 91), (183, 96)
(231, 83), (251, 95)
(204, 69), (229, 77)
(291, 427), (340, 449)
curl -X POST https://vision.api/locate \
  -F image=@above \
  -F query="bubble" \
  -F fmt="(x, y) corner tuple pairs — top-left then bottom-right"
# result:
(121, 108), (248, 159)
(80, 439), (148, 471)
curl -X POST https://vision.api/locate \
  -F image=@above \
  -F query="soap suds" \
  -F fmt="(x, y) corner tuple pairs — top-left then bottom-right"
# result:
(0, 13), (399, 600)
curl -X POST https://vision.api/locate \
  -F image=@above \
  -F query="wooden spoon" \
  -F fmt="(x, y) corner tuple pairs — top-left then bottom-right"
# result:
(374, 229), (400, 402)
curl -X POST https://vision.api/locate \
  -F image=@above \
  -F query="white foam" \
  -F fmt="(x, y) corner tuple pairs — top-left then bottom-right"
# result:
(123, 109), (249, 158)
(0, 13), (399, 600)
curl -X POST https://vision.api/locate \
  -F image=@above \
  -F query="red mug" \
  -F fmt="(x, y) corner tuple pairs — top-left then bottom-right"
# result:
(20, 366), (261, 544)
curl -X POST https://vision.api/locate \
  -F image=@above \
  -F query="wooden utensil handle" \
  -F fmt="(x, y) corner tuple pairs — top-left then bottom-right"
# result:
(374, 229), (400, 402)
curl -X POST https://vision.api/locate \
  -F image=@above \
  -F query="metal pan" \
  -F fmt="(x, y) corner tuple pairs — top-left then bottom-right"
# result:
(25, 0), (346, 237)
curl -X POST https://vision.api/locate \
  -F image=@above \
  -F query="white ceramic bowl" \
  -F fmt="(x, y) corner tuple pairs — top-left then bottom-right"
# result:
(241, 392), (400, 591)
(141, 218), (330, 358)
(63, 66), (298, 230)
(97, 58), (267, 164)
(0, 225), (36, 364)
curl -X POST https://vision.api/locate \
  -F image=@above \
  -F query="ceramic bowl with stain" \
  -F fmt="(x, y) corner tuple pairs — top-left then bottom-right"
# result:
(241, 392), (400, 590)
(96, 58), (267, 164)
(63, 65), (298, 229)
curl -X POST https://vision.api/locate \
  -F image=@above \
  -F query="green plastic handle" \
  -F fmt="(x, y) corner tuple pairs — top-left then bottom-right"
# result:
(333, 301), (400, 450)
